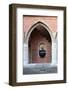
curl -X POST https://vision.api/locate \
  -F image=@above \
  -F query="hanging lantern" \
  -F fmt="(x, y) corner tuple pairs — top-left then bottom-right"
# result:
(39, 43), (46, 58)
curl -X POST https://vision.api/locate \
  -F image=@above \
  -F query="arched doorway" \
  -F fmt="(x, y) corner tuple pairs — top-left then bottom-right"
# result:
(23, 21), (57, 74)
(28, 22), (52, 63)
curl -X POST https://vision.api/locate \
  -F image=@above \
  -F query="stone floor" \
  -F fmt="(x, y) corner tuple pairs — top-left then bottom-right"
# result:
(23, 64), (57, 75)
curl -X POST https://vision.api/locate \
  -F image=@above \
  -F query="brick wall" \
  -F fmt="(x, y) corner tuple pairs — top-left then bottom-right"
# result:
(23, 15), (57, 33)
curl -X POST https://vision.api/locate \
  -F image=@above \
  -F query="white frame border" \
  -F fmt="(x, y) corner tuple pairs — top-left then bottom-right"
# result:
(16, 7), (64, 82)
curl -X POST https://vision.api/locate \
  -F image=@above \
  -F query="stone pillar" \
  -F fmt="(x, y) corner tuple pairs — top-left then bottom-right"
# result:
(52, 41), (57, 65)
(24, 44), (29, 65)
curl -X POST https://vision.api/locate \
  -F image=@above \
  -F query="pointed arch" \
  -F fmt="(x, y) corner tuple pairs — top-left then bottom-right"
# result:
(27, 21), (52, 63)
(25, 21), (54, 44)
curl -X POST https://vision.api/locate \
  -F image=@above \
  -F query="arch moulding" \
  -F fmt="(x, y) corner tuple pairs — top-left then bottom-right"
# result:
(24, 21), (54, 44)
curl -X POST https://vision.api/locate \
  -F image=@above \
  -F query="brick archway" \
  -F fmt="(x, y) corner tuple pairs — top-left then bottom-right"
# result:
(26, 21), (53, 63)
(24, 21), (57, 65)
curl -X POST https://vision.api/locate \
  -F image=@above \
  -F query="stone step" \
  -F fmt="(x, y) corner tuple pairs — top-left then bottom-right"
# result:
(23, 64), (57, 75)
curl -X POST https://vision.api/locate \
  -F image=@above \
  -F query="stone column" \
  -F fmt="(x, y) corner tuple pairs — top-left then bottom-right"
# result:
(52, 40), (58, 65)
(24, 44), (29, 65)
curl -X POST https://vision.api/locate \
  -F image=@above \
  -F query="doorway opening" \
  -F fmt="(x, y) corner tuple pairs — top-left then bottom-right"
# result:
(28, 22), (52, 63)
